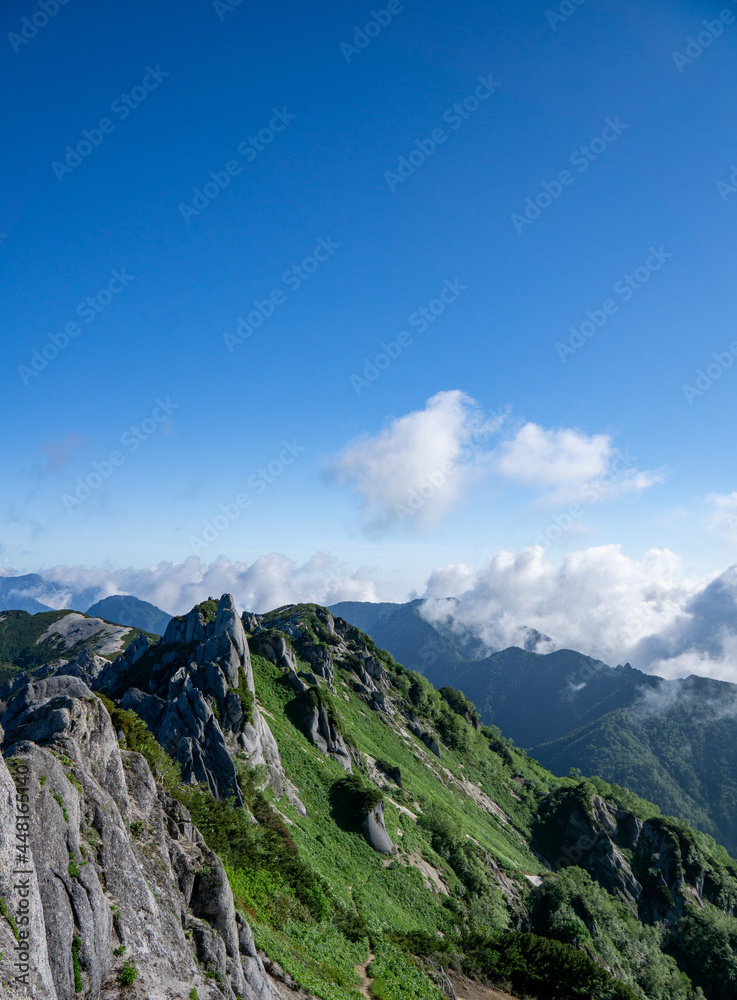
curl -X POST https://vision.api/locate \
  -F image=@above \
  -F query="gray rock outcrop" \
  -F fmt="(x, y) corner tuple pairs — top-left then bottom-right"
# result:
(299, 643), (334, 685)
(362, 801), (396, 855)
(536, 786), (730, 925)
(0, 675), (274, 1000)
(249, 632), (298, 673)
(105, 595), (301, 811)
(300, 695), (352, 772)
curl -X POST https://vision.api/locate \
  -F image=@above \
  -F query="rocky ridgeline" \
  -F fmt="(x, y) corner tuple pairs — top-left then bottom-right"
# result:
(0, 674), (273, 1000)
(248, 605), (392, 715)
(535, 784), (737, 927)
(246, 605), (401, 850)
(0, 595), (475, 997)
(98, 596), (302, 813)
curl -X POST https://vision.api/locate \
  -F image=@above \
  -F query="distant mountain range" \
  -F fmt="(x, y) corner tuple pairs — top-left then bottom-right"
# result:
(0, 607), (156, 685)
(0, 574), (172, 635)
(328, 598), (549, 680)
(0, 573), (59, 614)
(331, 599), (737, 855)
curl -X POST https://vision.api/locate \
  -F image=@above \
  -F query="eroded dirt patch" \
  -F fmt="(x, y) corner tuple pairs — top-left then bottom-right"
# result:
(449, 969), (519, 1000)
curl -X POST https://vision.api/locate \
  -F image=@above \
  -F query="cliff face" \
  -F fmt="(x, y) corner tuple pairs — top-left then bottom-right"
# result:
(533, 784), (734, 925)
(0, 674), (273, 1000)
(100, 596), (302, 814)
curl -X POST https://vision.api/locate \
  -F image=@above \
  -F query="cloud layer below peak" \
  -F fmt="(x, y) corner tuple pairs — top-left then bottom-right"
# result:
(4, 545), (737, 684)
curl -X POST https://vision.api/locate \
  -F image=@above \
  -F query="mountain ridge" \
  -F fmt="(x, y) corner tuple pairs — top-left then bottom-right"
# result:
(2, 596), (737, 998)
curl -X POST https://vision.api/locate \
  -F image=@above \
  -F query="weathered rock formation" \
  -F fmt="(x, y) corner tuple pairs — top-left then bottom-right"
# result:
(0, 674), (273, 1000)
(362, 801), (397, 855)
(98, 595), (302, 812)
(298, 692), (352, 772)
(534, 784), (733, 925)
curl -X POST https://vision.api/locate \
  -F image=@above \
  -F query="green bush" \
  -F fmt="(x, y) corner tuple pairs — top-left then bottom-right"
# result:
(331, 773), (383, 823)
(462, 931), (640, 1000)
(118, 959), (138, 986)
(235, 664), (254, 725)
(0, 897), (19, 940)
(676, 903), (737, 999)
(194, 598), (218, 623)
(52, 793), (69, 823)
(418, 803), (489, 896)
(175, 782), (329, 921)
(438, 687), (479, 727)
(334, 909), (369, 943)
(98, 697), (181, 793)
(72, 936), (83, 992)
(375, 759), (402, 787)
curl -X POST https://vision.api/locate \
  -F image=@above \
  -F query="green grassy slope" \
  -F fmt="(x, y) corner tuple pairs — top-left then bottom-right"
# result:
(343, 608), (737, 867)
(534, 693), (737, 856)
(0, 608), (156, 684)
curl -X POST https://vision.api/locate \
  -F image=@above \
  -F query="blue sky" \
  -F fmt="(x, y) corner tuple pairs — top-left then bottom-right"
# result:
(1, 0), (736, 618)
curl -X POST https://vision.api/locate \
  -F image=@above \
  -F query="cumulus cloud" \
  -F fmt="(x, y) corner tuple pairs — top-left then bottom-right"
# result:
(419, 545), (737, 679)
(1, 553), (387, 618)
(7, 544), (737, 685)
(330, 396), (664, 531)
(706, 492), (737, 542)
(330, 390), (507, 531)
(494, 423), (665, 506)
(630, 565), (737, 682)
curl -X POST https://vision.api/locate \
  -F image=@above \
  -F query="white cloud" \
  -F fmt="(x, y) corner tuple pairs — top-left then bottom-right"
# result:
(330, 399), (663, 530)
(330, 390), (506, 531)
(420, 545), (725, 676)
(2, 554), (386, 617)
(494, 423), (664, 507)
(706, 492), (737, 542)
(8, 543), (737, 685)
(496, 423), (610, 489)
